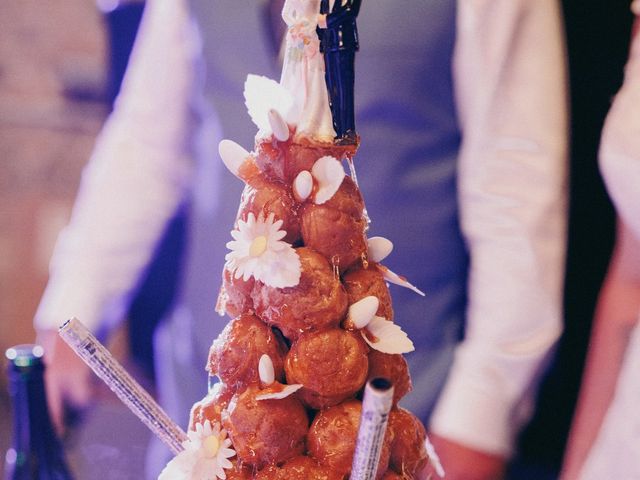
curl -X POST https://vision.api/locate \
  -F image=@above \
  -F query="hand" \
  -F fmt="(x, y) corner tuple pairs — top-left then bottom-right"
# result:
(558, 464), (580, 480)
(37, 328), (94, 434)
(418, 433), (506, 480)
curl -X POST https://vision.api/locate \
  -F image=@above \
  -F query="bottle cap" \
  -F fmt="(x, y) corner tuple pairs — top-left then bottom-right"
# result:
(5, 344), (45, 370)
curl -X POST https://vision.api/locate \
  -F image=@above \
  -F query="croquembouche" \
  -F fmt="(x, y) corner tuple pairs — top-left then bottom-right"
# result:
(159, 1), (436, 478)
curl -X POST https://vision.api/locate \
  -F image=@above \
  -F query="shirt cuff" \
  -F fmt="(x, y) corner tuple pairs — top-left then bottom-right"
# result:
(33, 271), (124, 335)
(428, 351), (520, 457)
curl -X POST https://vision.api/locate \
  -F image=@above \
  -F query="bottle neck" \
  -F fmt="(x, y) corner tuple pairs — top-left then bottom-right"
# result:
(8, 364), (59, 455)
(5, 345), (74, 479)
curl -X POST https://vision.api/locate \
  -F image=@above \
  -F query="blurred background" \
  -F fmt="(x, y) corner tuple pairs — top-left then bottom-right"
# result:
(0, 1), (150, 477)
(0, 0), (105, 361)
(0, 0), (634, 479)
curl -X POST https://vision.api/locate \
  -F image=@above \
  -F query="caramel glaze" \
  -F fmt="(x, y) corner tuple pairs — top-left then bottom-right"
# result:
(343, 263), (394, 321)
(254, 134), (357, 185)
(218, 267), (255, 318)
(255, 456), (342, 480)
(207, 314), (287, 393)
(367, 350), (412, 407)
(188, 382), (234, 430)
(191, 132), (428, 478)
(307, 399), (393, 480)
(285, 329), (369, 410)
(301, 176), (368, 273)
(219, 135), (362, 317)
(224, 460), (255, 480)
(238, 183), (302, 245)
(251, 248), (348, 341)
(381, 470), (405, 480)
(222, 385), (309, 469)
(388, 408), (429, 478)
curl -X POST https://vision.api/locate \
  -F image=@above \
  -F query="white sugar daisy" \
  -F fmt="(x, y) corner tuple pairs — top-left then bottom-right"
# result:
(225, 212), (301, 288)
(158, 421), (235, 480)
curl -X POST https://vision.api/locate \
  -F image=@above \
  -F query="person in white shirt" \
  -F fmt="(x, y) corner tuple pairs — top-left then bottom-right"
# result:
(561, 11), (640, 479)
(34, 1), (568, 478)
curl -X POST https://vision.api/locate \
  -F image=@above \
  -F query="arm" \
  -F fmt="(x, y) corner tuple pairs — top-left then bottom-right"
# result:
(560, 221), (640, 479)
(325, 2), (358, 29)
(597, 16), (640, 240)
(349, 0), (362, 18)
(34, 0), (202, 427)
(428, 0), (568, 472)
(281, 0), (297, 27)
(561, 18), (640, 477)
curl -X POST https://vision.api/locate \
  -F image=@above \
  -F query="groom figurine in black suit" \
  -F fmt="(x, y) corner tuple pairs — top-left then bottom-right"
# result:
(317, 0), (362, 145)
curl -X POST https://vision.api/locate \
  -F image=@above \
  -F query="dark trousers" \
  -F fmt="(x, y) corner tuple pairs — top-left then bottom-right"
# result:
(324, 49), (356, 138)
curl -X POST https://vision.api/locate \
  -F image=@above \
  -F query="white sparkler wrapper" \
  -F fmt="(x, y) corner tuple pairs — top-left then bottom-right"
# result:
(350, 377), (394, 480)
(58, 317), (188, 454)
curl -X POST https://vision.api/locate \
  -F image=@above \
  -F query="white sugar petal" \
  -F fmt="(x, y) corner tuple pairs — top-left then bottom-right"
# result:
(362, 316), (415, 354)
(312, 156), (345, 205)
(293, 170), (313, 202)
(244, 74), (296, 132)
(215, 466), (226, 479)
(218, 139), (250, 177)
(256, 384), (303, 400)
(158, 450), (198, 480)
(259, 354), (275, 385)
(240, 268), (251, 281)
(425, 434), (446, 478)
(273, 229), (287, 241)
(367, 237), (394, 263)
(271, 217), (283, 231)
(220, 449), (235, 461)
(257, 247), (301, 288)
(380, 266), (425, 296)
(348, 296), (379, 329)
(161, 420), (234, 480)
(268, 108), (290, 141)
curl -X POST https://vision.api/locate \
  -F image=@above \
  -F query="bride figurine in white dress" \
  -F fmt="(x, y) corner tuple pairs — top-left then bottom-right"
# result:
(243, 0), (335, 142)
(280, 0), (335, 142)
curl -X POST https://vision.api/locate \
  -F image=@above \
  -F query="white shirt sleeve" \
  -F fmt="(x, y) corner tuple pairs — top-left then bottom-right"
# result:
(34, 0), (202, 334)
(599, 27), (640, 240)
(429, 0), (568, 456)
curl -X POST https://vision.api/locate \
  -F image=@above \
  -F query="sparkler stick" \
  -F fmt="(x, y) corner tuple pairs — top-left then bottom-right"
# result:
(350, 377), (394, 480)
(59, 317), (187, 454)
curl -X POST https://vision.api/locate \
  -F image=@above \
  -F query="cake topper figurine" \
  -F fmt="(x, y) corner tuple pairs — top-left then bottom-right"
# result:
(318, 0), (362, 145)
(280, 0), (336, 142)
